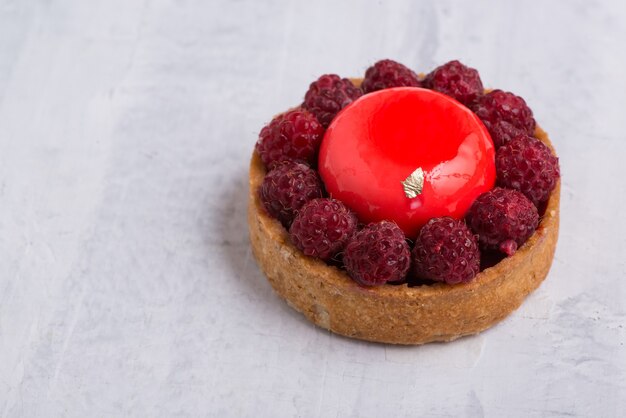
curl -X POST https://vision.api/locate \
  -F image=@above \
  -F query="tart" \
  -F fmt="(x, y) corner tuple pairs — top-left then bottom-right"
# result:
(248, 61), (560, 345)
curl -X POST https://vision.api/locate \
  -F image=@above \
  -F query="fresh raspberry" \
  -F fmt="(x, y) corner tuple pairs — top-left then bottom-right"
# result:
(412, 217), (480, 284)
(289, 198), (358, 261)
(488, 119), (529, 149)
(302, 74), (362, 128)
(471, 89), (536, 136)
(465, 187), (538, 256)
(361, 59), (421, 93)
(256, 109), (324, 168)
(423, 60), (484, 106)
(343, 221), (410, 286)
(496, 135), (560, 206)
(259, 161), (324, 227)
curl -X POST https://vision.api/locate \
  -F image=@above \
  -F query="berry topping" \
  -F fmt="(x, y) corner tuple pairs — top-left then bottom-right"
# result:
(487, 119), (529, 149)
(471, 89), (536, 137)
(256, 109), (324, 168)
(412, 217), (480, 284)
(465, 187), (539, 256)
(319, 87), (495, 238)
(259, 161), (324, 227)
(303, 74), (362, 128)
(289, 198), (358, 261)
(423, 60), (484, 106)
(361, 59), (421, 93)
(496, 135), (560, 206)
(343, 221), (411, 286)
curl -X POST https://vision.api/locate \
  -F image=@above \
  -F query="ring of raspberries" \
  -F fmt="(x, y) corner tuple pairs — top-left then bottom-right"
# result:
(256, 59), (560, 287)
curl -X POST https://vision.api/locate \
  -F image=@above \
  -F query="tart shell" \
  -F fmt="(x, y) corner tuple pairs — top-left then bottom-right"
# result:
(248, 86), (560, 345)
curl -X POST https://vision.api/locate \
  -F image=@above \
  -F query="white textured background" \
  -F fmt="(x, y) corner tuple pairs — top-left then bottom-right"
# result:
(1, 0), (625, 416)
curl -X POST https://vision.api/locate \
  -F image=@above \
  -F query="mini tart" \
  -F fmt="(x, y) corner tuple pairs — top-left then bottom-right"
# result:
(248, 80), (560, 345)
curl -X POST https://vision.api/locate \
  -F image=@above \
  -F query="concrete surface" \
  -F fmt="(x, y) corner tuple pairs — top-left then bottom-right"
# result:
(1, 0), (625, 416)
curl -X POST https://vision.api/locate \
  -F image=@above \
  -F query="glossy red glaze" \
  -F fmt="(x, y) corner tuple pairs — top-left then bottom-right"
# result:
(318, 87), (495, 238)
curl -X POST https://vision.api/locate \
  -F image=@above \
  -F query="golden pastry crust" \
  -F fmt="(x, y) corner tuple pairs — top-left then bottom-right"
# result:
(248, 83), (560, 345)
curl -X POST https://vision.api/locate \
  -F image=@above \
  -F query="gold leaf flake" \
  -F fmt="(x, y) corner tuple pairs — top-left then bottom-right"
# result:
(401, 167), (424, 199)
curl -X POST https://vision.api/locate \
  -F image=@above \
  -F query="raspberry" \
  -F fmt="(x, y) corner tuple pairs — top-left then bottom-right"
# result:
(343, 221), (410, 286)
(465, 187), (538, 256)
(496, 135), (560, 206)
(423, 60), (484, 106)
(289, 198), (358, 261)
(259, 161), (324, 227)
(471, 89), (536, 136)
(488, 119), (529, 149)
(361, 59), (421, 93)
(412, 217), (480, 284)
(256, 109), (324, 168)
(302, 74), (362, 128)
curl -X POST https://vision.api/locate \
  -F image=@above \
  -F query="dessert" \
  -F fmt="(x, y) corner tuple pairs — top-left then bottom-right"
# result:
(249, 59), (560, 344)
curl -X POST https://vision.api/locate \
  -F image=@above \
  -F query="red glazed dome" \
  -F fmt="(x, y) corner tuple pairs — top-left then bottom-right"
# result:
(318, 87), (496, 238)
